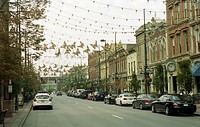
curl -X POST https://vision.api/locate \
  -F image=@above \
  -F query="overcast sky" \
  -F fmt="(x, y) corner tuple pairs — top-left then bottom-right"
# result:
(35, 0), (166, 76)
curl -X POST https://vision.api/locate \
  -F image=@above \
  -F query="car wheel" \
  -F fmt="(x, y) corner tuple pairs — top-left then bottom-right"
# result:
(151, 105), (156, 113)
(139, 103), (143, 110)
(108, 99), (111, 104)
(132, 102), (135, 109)
(104, 99), (107, 104)
(187, 112), (194, 116)
(120, 101), (122, 106)
(33, 106), (37, 110)
(165, 106), (171, 115)
(49, 106), (53, 110)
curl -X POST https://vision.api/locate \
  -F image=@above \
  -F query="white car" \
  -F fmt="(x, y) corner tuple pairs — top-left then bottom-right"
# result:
(33, 93), (53, 110)
(115, 93), (136, 106)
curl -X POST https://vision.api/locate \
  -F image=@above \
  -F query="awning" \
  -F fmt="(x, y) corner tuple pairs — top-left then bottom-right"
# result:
(192, 62), (200, 76)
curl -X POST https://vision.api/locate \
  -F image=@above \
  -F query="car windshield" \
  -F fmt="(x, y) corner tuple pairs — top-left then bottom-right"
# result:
(36, 95), (49, 99)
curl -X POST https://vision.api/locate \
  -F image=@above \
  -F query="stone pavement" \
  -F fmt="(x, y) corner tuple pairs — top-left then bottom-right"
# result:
(3, 102), (32, 127)
(1, 103), (200, 127)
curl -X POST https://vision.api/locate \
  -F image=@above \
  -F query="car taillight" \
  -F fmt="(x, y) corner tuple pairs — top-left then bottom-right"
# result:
(144, 100), (151, 103)
(49, 98), (52, 101)
(123, 98), (128, 100)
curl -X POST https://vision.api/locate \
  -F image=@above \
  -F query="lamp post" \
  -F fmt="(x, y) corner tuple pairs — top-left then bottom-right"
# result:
(114, 32), (119, 93)
(100, 39), (108, 92)
(143, 9), (149, 94)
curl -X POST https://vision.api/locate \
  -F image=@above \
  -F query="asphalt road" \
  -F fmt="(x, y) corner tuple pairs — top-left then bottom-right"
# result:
(23, 94), (200, 127)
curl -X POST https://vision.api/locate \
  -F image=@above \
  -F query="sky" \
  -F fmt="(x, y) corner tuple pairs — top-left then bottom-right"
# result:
(34, 0), (166, 76)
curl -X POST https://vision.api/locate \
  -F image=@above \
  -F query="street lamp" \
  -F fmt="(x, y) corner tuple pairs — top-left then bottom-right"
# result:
(100, 39), (108, 92)
(143, 9), (149, 94)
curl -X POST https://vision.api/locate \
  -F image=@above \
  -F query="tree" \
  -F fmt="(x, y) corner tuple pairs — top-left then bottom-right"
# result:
(177, 60), (192, 94)
(130, 72), (140, 96)
(152, 64), (164, 94)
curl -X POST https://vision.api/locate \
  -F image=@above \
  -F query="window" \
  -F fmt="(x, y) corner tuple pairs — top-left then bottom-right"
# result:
(195, 0), (199, 16)
(177, 4), (180, 22)
(183, 0), (188, 19)
(177, 34), (181, 54)
(170, 8), (174, 25)
(184, 31), (189, 52)
(196, 29), (200, 52)
(171, 37), (175, 56)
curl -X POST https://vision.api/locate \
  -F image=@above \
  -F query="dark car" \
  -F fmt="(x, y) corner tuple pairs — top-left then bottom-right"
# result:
(104, 93), (118, 104)
(80, 90), (93, 99)
(92, 91), (108, 101)
(56, 91), (62, 96)
(132, 94), (157, 110)
(151, 94), (196, 115)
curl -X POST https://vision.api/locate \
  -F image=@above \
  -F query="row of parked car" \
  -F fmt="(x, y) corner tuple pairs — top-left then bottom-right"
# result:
(67, 89), (197, 116)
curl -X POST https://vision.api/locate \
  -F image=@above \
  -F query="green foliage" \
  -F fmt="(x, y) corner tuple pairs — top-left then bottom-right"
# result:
(152, 64), (164, 93)
(130, 72), (140, 95)
(177, 60), (192, 93)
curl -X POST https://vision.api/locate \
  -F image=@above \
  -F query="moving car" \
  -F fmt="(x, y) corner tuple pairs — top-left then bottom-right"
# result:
(104, 93), (118, 104)
(115, 93), (136, 106)
(151, 94), (196, 115)
(56, 91), (62, 96)
(132, 94), (157, 110)
(32, 93), (53, 110)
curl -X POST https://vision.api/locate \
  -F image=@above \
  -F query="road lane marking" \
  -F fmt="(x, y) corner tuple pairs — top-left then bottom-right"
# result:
(112, 115), (124, 120)
(88, 106), (93, 109)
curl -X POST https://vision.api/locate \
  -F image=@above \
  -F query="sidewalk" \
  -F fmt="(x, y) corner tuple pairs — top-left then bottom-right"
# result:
(3, 102), (32, 127)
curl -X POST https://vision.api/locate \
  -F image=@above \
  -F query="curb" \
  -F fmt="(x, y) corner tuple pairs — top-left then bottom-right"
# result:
(17, 105), (32, 127)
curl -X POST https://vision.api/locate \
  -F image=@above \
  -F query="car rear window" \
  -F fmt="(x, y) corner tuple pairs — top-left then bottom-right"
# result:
(36, 95), (49, 99)
(124, 94), (134, 97)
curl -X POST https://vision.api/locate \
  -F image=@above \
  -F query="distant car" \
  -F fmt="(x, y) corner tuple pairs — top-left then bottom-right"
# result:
(74, 89), (85, 98)
(56, 91), (62, 96)
(87, 92), (94, 100)
(115, 93), (136, 106)
(92, 91), (108, 101)
(33, 93), (53, 110)
(151, 94), (196, 115)
(104, 93), (118, 104)
(132, 94), (157, 110)
(80, 90), (93, 99)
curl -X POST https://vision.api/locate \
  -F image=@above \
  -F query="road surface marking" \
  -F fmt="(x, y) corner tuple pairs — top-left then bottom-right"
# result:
(88, 106), (93, 109)
(112, 115), (124, 119)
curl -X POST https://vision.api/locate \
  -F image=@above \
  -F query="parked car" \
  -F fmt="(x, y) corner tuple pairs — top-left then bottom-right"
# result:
(132, 94), (157, 110)
(151, 94), (196, 115)
(104, 93), (118, 104)
(74, 89), (85, 98)
(92, 91), (108, 101)
(115, 93), (136, 106)
(87, 92), (94, 100)
(32, 93), (53, 110)
(80, 90), (93, 99)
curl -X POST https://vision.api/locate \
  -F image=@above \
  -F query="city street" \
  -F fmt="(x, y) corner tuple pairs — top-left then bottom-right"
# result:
(23, 94), (200, 127)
